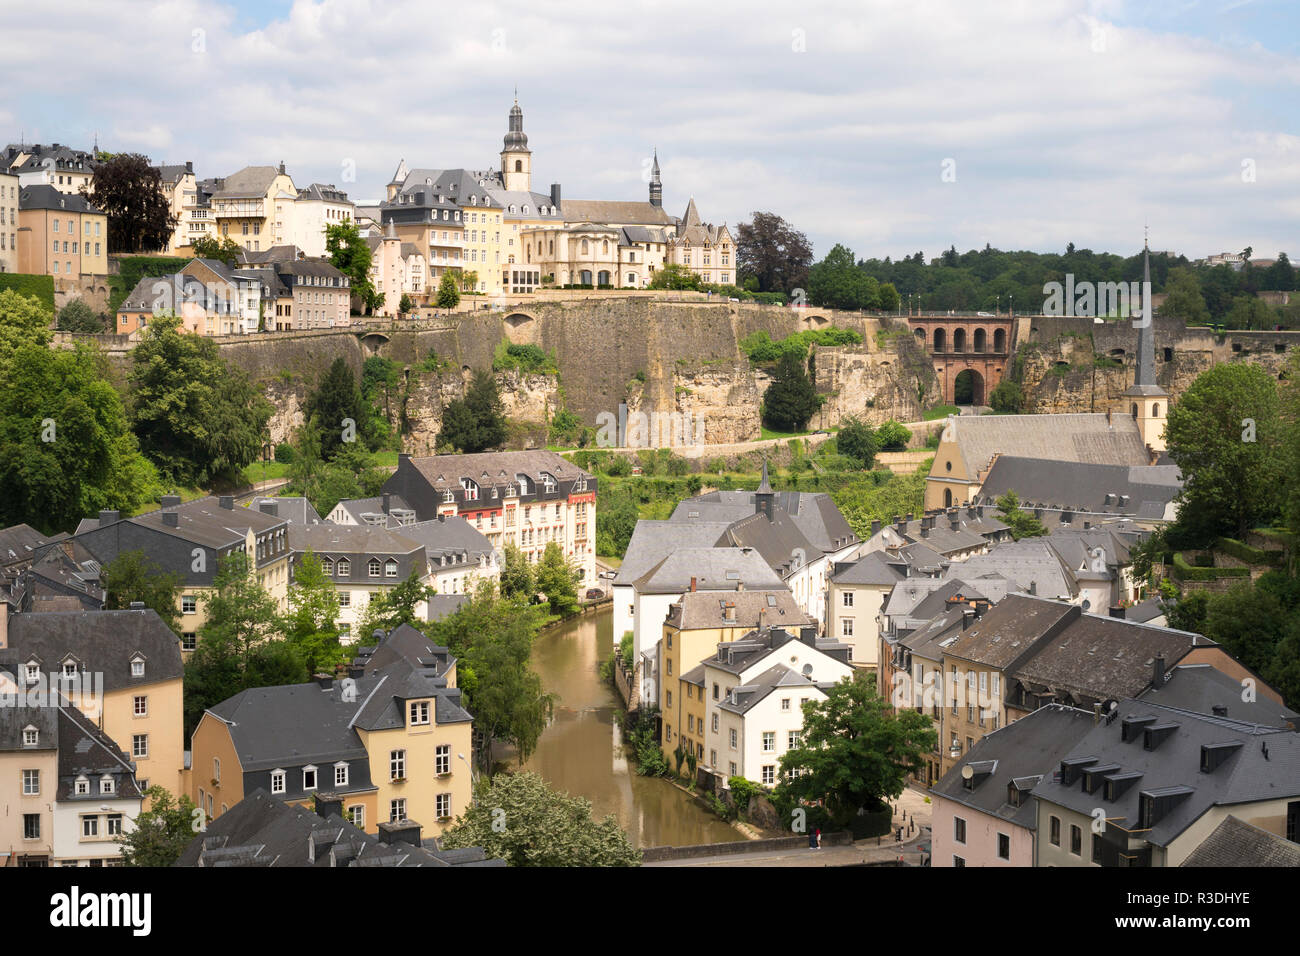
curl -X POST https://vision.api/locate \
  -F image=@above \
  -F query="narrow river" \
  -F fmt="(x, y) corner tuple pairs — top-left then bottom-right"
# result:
(516, 607), (740, 848)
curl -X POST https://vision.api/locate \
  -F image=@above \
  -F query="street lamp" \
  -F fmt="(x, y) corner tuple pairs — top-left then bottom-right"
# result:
(458, 752), (478, 806)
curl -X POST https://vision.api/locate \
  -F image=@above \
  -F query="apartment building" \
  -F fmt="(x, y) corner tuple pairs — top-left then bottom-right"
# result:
(667, 198), (737, 286)
(16, 184), (108, 281)
(155, 162), (198, 253)
(289, 183), (355, 258)
(0, 701), (143, 867)
(382, 451), (596, 588)
(2, 607), (186, 799)
(190, 624), (473, 840)
(0, 171), (17, 273)
(286, 523), (427, 643)
(211, 164), (297, 252)
(116, 257), (263, 336)
(366, 222), (426, 314)
(3, 143), (96, 194)
(74, 496), (291, 651)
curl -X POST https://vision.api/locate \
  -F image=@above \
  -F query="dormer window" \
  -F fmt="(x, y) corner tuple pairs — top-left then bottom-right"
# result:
(130, 657), (145, 678)
(23, 662), (39, 684)
(461, 478), (479, 501)
(62, 661), (78, 679)
(385, 559), (399, 578)
(270, 769), (286, 795)
(100, 776), (115, 795)
(22, 726), (38, 747)
(75, 776), (90, 795)
(321, 557), (334, 576)
(336, 559), (350, 576)
(368, 558), (381, 577)
(443, 489), (455, 504)
(302, 766), (318, 791)
(409, 700), (431, 726)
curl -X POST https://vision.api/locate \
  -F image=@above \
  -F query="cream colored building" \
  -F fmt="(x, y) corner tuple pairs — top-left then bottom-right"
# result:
(16, 184), (109, 282)
(288, 183), (356, 258)
(0, 171), (18, 273)
(4, 143), (95, 195)
(155, 162), (198, 253)
(212, 164), (297, 253)
(669, 198), (737, 286)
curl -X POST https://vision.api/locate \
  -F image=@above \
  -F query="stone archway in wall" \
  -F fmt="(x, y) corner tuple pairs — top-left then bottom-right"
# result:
(906, 314), (1013, 405)
(953, 368), (985, 406)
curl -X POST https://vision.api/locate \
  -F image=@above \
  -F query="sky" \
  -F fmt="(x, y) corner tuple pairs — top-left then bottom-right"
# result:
(3, 0), (1297, 262)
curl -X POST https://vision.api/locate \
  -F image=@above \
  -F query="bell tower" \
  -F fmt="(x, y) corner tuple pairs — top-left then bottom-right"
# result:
(1120, 238), (1169, 456)
(500, 93), (532, 193)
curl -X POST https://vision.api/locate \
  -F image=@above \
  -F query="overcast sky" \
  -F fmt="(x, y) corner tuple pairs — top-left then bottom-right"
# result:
(4, 0), (1296, 262)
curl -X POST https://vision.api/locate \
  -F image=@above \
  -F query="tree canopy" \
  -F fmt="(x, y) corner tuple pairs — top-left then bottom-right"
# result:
(736, 212), (813, 295)
(82, 153), (178, 254)
(437, 369), (507, 453)
(761, 352), (821, 432)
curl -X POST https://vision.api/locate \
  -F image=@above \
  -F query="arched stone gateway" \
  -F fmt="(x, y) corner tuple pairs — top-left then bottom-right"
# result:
(953, 368), (985, 406)
(908, 314), (1013, 405)
(359, 331), (390, 353)
(504, 312), (536, 328)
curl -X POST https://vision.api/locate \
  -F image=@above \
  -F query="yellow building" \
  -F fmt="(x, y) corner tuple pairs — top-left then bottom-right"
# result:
(211, 164), (297, 253)
(190, 624), (474, 838)
(16, 184), (109, 280)
(657, 588), (809, 766)
(2, 606), (187, 801)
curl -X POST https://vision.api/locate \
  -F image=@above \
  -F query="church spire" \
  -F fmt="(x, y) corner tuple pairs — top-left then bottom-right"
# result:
(1135, 238), (1156, 388)
(649, 148), (662, 208)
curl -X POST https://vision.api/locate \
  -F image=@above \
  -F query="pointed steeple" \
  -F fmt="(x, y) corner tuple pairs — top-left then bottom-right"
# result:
(682, 196), (701, 227)
(755, 457), (775, 521)
(1121, 233), (1169, 456)
(649, 148), (662, 208)
(1134, 240), (1157, 388)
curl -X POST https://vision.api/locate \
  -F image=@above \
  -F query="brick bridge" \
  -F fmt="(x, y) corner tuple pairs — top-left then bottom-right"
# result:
(906, 314), (1014, 405)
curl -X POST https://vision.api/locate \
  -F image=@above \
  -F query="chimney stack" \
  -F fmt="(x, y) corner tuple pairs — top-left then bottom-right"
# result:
(98, 509), (120, 526)
(870, 519), (881, 537)
(314, 673), (333, 689)
(1152, 654), (1166, 686)
(160, 494), (182, 509)
(962, 609), (975, 630)
(218, 495), (235, 510)
(382, 493), (391, 514)
(690, 576), (697, 593)
(1108, 606), (1125, 619)
(377, 820), (423, 847)
(163, 512), (179, 527)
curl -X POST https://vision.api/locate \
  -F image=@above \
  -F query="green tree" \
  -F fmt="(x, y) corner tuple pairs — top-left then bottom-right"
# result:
(56, 298), (104, 333)
(398, 293), (415, 314)
(356, 568), (434, 641)
(190, 234), (243, 266)
(775, 674), (936, 826)
(877, 282), (901, 312)
(500, 543), (535, 600)
(325, 220), (375, 312)
(535, 542), (579, 615)
(0, 343), (159, 532)
(761, 352), (821, 432)
(835, 416), (878, 468)
(595, 484), (639, 557)
(183, 551), (305, 734)
(440, 771), (639, 866)
(995, 490), (1048, 539)
(118, 786), (200, 867)
(128, 314), (272, 488)
(988, 377), (1023, 413)
(307, 357), (366, 459)
(873, 419), (911, 452)
(0, 288), (54, 354)
(81, 153), (177, 254)
(807, 244), (878, 310)
(736, 211), (813, 295)
(1262, 252), (1295, 292)
(1164, 363), (1283, 541)
(1224, 294), (1273, 331)
(460, 270), (479, 293)
(1159, 267), (1210, 325)
(436, 271), (461, 309)
(102, 550), (183, 632)
(281, 549), (347, 675)
(438, 369), (506, 453)
(646, 263), (700, 290)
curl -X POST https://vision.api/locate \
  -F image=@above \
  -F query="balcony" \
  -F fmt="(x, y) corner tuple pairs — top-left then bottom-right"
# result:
(215, 200), (265, 219)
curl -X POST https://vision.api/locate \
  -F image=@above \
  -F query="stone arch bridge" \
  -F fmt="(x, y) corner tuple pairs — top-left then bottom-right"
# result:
(906, 314), (1014, 405)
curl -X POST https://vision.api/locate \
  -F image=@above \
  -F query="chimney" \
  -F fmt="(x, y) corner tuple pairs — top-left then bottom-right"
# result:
(894, 515), (906, 535)
(870, 519), (881, 537)
(962, 609), (975, 630)
(382, 493), (391, 514)
(128, 601), (145, 610)
(218, 495), (235, 510)
(313, 673), (333, 689)
(163, 512), (179, 527)
(920, 523), (930, 539)
(905, 513), (914, 523)
(259, 500), (278, 516)
(437, 513), (446, 523)
(1108, 606), (1125, 619)
(550, 183), (562, 206)
(185, 160), (193, 173)
(377, 820), (423, 847)
(98, 509), (120, 526)
(278, 160), (286, 174)
(1152, 654), (1166, 686)
(690, 576), (697, 593)
(758, 606), (768, 632)
(160, 494), (182, 509)
(1093, 702), (1102, 725)
(314, 792), (343, 820)
(1028, 580), (1036, 596)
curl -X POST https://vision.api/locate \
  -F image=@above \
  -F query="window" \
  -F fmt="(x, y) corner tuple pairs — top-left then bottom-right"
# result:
(729, 762), (737, 776)
(62, 661), (77, 679)
(132, 735), (148, 759)
(368, 558), (381, 577)
(385, 559), (399, 577)
(390, 750), (406, 780)
(1091, 834), (1103, 864)
(22, 727), (37, 747)
(181, 633), (196, 652)
(334, 763), (348, 787)
(729, 728), (737, 749)
(436, 793), (452, 819)
(133, 695), (147, 716)
(954, 817), (966, 844)
(23, 663), (38, 684)
(82, 816), (99, 838)
(997, 833), (1010, 860)
(348, 805), (364, 828)
(106, 815), (123, 836)
(711, 714), (718, 732)
(23, 814), (40, 840)
(953, 856), (966, 867)
(321, 558), (334, 575)
(23, 770), (40, 795)
(409, 701), (430, 725)
(781, 698), (790, 711)
(303, 766), (318, 790)
(75, 777), (90, 795)
(100, 776), (115, 795)
(762, 732), (775, 752)
(788, 730), (800, 749)
(270, 770), (285, 794)
(436, 745), (451, 775)
(337, 559), (350, 576)
(182, 595), (197, 614)
(1049, 816), (1061, 846)
(842, 618), (854, 638)
(843, 591), (854, 607)
(1070, 824), (1082, 856)
(665, 691), (671, 708)
(761, 765), (775, 785)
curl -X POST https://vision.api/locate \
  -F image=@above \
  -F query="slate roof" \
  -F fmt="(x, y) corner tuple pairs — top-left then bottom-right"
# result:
(403, 450), (589, 491)
(360, 623), (454, 676)
(699, 625), (851, 676)
(942, 594), (1080, 670)
(716, 663), (828, 715)
(665, 588), (807, 631)
(288, 523), (423, 559)
(955, 540), (1079, 600)
(248, 496), (323, 526)
(387, 516), (495, 568)
(18, 184), (103, 214)
(672, 489), (858, 556)
(6, 608), (184, 689)
(56, 704), (143, 803)
(295, 183), (351, 204)
(830, 550), (911, 587)
(560, 199), (675, 226)
(1180, 816), (1300, 867)
(631, 547), (782, 595)
(0, 523), (62, 569)
(175, 789), (503, 867)
(930, 704), (1098, 830)
(717, 511), (819, 579)
(211, 165), (281, 200)
(941, 413), (1150, 479)
(1139, 663), (1299, 729)
(617, 520), (734, 586)
(979, 457), (1182, 519)
(331, 494), (414, 526)
(1031, 698), (1300, 850)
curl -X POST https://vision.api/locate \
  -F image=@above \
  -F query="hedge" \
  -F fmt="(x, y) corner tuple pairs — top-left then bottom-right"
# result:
(0, 274), (55, 312)
(1172, 552), (1250, 581)
(1214, 537), (1282, 567)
